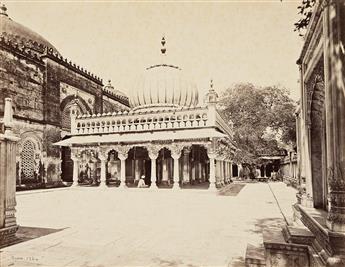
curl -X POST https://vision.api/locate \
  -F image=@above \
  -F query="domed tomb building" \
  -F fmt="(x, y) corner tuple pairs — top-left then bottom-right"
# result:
(57, 37), (235, 190)
(0, 3), (130, 189)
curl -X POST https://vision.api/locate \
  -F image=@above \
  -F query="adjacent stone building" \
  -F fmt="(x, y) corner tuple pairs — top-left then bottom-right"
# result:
(246, 1), (345, 266)
(0, 4), (129, 189)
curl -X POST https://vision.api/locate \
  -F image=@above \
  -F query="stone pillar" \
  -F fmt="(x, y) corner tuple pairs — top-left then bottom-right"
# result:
(71, 149), (80, 187)
(16, 156), (21, 186)
(324, 1), (345, 232)
(229, 161), (233, 182)
(224, 161), (227, 183)
(182, 147), (190, 184)
(148, 146), (159, 189)
(172, 153), (181, 190)
(134, 159), (140, 183)
(198, 162), (202, 182)
(150, 157), (158, 189)
(118, 151), (128, 189)
(220, 160), (224, 186)
(90, 154), (98, 184)
(0, 98), (19, 246)
(208, 154), (217, 191)
(162, 159), (168, 182)
(98, 152), (107, 188)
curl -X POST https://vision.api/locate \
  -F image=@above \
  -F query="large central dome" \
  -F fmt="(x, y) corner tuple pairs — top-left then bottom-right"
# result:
(0, 4), (60, 56)
(130, 38), (199, 111)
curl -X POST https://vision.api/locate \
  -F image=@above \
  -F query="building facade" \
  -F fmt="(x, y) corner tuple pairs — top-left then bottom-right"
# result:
(0, 4), (129, 189)
(57, 38), (235, 190)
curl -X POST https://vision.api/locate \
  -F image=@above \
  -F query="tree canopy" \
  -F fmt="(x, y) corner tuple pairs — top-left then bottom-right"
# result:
(294, 0), (316, 35)
(218, 83), (297, 165)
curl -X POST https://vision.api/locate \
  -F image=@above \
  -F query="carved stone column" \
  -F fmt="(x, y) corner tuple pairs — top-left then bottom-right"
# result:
(208, 153), (217, 191)
(324, 1), (345, 232)
(182, 147), (191, 184)
(0, 98), (19, 246)
(148, 146), (159, 189)
(162, 159), (168, 182)
(117, 147), (129, 189)
(224, 161), (228, 184)
(90, 152), (98, 185)
(16, 156), (21, 186)
(98, 151), (107, 188)
(71, 149), (80, 187)
(219, 160), (224, 186)
(134, 159), (140, 183)
(171, 149), (181, 190)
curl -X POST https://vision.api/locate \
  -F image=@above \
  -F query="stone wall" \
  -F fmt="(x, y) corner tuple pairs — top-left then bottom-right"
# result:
(0, 48), (44, 121)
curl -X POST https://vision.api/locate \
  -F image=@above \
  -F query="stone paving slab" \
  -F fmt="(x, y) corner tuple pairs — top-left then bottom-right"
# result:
(0, 182), (296, 267)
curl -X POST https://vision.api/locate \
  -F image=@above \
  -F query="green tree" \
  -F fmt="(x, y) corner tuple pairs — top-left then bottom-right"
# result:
(218, 83), (296, 165)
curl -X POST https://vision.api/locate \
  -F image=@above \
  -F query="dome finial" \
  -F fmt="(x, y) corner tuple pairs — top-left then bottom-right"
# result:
(205, 79), (218, 105)
(0, 2), (8, 17)
(161, 36), (166, 55)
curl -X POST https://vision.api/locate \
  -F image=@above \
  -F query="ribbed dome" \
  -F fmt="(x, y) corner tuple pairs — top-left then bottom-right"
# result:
(0, 4), (60, 56)
(130, 63), (199, 111)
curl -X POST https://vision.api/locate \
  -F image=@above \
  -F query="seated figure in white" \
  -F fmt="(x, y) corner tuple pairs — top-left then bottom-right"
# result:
(137, 176), (147, 188)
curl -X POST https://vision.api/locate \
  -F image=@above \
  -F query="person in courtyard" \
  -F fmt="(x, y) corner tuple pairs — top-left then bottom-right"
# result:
(137, 175), (147, 188)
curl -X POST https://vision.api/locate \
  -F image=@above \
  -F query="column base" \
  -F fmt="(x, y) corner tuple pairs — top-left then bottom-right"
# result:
(119, 181), (127, 189)
(172, 182), (181, 190)
(71, 182), (79, 187)
(0, 225), (18, 248)
(208, 183), (218, 192)
(150, 183), (159, 190)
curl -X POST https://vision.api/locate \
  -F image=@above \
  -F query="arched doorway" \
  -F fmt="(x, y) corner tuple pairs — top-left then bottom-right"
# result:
(60, 97), (91, 183)
(126, 147), (151, 187)
(78, 150), (99, 186)
(157, 148), (173, 187)
(179, 145), (208, 188)
(107, 149), (121, 186)
(232, 164), (238, 177)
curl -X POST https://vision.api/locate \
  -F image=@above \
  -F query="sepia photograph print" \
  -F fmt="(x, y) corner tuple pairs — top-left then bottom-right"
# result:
(0, 0), (345, 266)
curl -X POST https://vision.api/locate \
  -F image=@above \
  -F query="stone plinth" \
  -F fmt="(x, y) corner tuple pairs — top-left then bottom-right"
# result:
(263, 228), (310, 267)
(0, 98), (19, 247)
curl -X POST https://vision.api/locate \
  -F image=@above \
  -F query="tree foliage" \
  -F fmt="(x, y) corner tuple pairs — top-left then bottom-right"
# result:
(218, 83), (296, 165)
(294, 0), (316, 35)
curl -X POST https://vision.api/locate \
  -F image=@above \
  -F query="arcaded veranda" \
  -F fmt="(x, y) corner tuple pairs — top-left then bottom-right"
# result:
(0, 182), (296, 267)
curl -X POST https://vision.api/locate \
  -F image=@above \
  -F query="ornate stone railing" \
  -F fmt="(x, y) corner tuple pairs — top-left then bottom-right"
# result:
(71, 107), (220, 135)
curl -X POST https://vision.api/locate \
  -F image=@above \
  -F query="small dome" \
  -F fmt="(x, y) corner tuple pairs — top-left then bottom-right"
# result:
(0, 4), (60, 56)
(130, 37), (199, 111)
(103, 80), (128, 98)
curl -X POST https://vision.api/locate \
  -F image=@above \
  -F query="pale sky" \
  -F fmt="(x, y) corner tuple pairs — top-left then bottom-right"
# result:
(4, 0), (303, 100)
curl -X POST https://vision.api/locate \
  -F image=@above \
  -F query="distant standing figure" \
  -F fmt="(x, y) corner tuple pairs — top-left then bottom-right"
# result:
(137, 175), (147, 188)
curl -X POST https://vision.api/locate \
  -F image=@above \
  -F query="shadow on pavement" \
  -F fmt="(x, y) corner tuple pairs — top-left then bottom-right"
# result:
(247, 217), (285, 234)
(1, 226), (66, 249)
(218, 184), (246, 196)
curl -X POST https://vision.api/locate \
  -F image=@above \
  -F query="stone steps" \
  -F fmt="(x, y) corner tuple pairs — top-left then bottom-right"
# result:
(245, 226), (317, 267)
(245, 243), (266, 267)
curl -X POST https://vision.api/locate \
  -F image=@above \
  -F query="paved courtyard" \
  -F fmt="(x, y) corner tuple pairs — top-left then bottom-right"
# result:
(0, 182), (296, 267)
